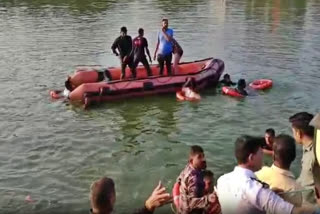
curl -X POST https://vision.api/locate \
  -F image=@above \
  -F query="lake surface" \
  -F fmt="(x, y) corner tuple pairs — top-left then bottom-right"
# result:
(0, 0), (320, 213)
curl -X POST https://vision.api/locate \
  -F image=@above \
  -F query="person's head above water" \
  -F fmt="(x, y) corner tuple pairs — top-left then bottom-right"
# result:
(265, 128), (275, 146)
(138, 28), (144, 36)
(189, 145), (207, 170)
(162, 18), (169, 29)
(237, 79), (246, 89)
(120, 26), (127, 37)
(235, 135), (264, 172)
(90, 177), (116, 214)
(273, 134), (296, 170)
(223, 74), (231, 81)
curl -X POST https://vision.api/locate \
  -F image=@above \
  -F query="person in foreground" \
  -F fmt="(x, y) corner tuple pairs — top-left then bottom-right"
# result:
(216, 135), (318, 214)
(289, 112), (320, 204)
(89, 177), (171, 214)
(154, 18), (174, 76)
(176, 145), (221, 214)
(131, 28), (152, 77)
(256, 134), (302, 206)
(111, 26), (134, 79)
(262, 128), (276, 156)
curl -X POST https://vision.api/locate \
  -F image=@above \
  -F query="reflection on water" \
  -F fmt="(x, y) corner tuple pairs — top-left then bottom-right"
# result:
(0, 0), (118, 14)
(1, 0), (320, 213)
(245, 0), (307, 33)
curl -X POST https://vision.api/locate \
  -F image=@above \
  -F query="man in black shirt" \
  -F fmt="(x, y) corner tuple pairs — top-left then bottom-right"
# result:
(111, 26), (135, 79)
(131, 28), (152, 77)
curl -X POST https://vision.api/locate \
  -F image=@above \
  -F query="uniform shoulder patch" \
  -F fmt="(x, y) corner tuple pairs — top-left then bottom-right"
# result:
(250, 177), (270, 189)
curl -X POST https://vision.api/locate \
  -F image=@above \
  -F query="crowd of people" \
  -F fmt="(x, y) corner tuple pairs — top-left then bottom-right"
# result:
(111, 19), (183, 80)
(89, 111), (320, 214)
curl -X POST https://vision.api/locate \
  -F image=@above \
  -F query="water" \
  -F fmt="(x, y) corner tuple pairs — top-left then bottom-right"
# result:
(0, 0), (320, 213)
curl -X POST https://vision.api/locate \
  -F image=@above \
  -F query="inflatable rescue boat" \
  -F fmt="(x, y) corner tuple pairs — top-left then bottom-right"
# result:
(54, 58), (224, 107)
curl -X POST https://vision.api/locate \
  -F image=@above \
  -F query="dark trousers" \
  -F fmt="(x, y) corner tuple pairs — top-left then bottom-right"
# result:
(132, 57), (152, 77)
(120, 56), (135, 79)
(157, 53), (172, 75)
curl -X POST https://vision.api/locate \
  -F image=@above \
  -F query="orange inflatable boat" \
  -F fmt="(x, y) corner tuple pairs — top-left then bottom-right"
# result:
(56, 58), (224, 107)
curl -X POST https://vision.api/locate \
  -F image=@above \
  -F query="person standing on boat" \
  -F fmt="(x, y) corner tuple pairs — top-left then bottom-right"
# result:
(153, 19), (174, 76)
(172, 37), (183, 73)
(131, 28), (152, 77)
(111, 26), (134, 79)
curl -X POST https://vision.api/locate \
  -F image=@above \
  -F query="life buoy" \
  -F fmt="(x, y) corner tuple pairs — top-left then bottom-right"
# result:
(172, 182), (180, 209)
(249, 79), (272, 90)
(222, 86), (244, 98)
(50, 90), (62, 99)
(176, 88), (201, 102)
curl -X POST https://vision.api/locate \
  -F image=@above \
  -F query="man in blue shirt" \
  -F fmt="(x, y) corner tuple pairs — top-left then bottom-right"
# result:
(153, 19), (174, 76)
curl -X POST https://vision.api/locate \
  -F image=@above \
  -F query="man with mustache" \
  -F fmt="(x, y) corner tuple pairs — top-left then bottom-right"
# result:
(176, 145), (220, 214)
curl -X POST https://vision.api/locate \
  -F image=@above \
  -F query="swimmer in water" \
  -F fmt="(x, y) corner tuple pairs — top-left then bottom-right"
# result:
(219, 74), (236, 87)
(236, 79), (248, 96)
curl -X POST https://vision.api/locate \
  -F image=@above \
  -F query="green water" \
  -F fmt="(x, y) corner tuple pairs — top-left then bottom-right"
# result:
(0, 0), (320, 213)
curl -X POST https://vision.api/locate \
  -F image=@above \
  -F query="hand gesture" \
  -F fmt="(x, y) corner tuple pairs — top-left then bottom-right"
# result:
(145, 181), (172, 212)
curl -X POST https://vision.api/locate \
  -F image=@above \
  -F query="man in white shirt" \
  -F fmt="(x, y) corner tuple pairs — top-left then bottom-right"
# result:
(217, 135), (317, 214)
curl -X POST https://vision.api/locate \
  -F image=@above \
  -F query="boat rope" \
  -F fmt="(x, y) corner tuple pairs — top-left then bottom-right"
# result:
(155, 76), (175, 84)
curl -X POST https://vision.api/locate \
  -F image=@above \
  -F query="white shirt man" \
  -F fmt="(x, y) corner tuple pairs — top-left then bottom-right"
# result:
(217, 135), (318, 214)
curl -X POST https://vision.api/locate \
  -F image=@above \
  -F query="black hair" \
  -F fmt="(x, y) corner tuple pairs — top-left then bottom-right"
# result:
(273, 134), (296, 169)
(237, 79), (246, 89)
(190, 145), (204, 156)
(184, 77), (197, 89)
(203, 170), (214, 179)
(90, 177), (115, 213)
(223, 74), (230, 79)
(162, 18), (168, 22)
(265, 128), (275, 137)
(120, 26), (127, 33)
(138, 28), (144, 35)
(235, 135), (263, 164)
(289, 112), (314, 137)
